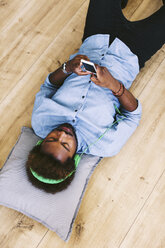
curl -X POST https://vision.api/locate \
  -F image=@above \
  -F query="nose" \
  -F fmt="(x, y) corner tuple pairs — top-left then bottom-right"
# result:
(58, 130), (67, 141)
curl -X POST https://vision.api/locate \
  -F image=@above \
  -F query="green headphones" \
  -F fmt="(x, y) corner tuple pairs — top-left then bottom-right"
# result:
(30, 105), (125, 185)
(30, 140), (81, 184)
(30, 154), (81, 185)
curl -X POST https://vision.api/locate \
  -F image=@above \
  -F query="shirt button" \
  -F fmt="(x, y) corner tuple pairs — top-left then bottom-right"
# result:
(75, 109), (78, 112)
(89, 80), (91, 83)
(72, 120), (75, 122)
(102, 54), (104, 56)
(82, 96), (85, 99)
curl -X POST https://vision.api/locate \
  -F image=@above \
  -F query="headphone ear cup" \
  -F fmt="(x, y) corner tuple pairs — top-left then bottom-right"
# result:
(74, 154), (81, 168)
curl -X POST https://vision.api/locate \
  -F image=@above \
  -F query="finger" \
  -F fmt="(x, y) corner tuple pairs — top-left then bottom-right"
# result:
(92, 73), (97, 78)
(76, 54), (88, 60)
(78, 54), (90, 61)
(75, 69), (90, 76)
(78, 70), (91, 75)
(83, 55), (90, 61)
(74, 63), (82, 71)
(95, 65), (101, 75)
(96, 65), (102, 73)
(91, 74), (98, 83)
(95, 64), (99, 69)
(95, 66), (103, 79)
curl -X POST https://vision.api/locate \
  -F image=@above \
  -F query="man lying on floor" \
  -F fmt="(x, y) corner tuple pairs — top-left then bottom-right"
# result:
(26, 0), (165, 193)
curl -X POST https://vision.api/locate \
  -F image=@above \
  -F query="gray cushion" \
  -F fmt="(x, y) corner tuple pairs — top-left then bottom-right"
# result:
(0, 127), (101, 241)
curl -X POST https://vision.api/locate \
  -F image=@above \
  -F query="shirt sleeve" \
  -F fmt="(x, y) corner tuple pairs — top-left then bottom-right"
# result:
(32, 74), (59, 113)
(105, 100), (142, 156)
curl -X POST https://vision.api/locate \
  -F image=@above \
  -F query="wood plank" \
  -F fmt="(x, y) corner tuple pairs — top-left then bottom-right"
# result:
(123, 0), (162, 21)
(0, 206), (48, 248)
(122, 0), (143, 20)
(0, 0), (86, 103)
(131, 48), (165, 97)
(128, 0), (163, 21)
(0, 0), (29, 32)
(119, 172), (165, 248)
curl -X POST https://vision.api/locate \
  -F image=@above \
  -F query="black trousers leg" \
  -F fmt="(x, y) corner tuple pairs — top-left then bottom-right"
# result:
(83, 0), (125, 41)
(83, 0), (165, 68)
(117, 5), (165, 68)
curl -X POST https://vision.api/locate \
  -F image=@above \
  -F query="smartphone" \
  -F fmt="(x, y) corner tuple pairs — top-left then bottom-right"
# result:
(81, 59), (97, 74)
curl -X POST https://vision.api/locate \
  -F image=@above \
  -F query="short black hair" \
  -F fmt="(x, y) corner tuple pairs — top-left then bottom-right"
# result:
(26, 145), (76, 193)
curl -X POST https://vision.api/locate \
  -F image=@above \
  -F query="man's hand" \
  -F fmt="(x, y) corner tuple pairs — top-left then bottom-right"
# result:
(49, 55), (91, 87)
(66, 55), (91, 76)
(90, 65), (119, 91)
(91, 65), (138, 112)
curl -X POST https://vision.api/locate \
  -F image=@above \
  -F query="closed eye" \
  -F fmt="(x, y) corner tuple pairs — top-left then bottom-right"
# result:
(45, 138), (70, 152)
(45, 138), (58, 142)
(62, 142), (70, 152)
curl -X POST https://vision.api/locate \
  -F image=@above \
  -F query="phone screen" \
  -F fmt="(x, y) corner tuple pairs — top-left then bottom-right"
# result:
(82, 62), (96, 74)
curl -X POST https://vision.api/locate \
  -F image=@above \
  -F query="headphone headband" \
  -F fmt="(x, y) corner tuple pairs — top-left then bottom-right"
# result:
(30, 140), (81, 184)
(30, 165), (76, 184)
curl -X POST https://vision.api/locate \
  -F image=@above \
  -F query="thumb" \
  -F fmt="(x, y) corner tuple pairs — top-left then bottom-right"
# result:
(91, 74), (98, 84)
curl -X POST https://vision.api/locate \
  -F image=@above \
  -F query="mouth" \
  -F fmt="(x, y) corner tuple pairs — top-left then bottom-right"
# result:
(57, 123), (75, 136)
(60, 126), (73, 135)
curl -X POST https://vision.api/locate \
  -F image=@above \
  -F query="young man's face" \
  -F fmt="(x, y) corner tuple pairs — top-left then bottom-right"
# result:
(41, 123), (77, 163)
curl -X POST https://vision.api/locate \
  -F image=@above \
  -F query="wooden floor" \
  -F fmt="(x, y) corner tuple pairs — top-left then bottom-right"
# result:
(0, 0), (165, 247)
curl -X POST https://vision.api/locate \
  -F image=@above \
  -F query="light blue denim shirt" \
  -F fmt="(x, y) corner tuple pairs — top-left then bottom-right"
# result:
(32, 34), (142, 157)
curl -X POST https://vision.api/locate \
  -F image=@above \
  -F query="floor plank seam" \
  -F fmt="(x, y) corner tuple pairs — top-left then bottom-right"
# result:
(118, 166), (165, 248)
(128, 1), (143, 21)
(0, 212), (23, 246)
(35, 230), (49, 248)
(137, 53), (165, 98)
(1, 0), (30, 33)
(0, 0), (87, 107)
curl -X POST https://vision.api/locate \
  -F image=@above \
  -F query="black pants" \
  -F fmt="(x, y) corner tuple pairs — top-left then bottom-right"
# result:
(83, 0), (165, 68)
